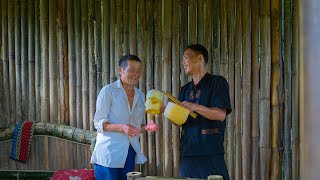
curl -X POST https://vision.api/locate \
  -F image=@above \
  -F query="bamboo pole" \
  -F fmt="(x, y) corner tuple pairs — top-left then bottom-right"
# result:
(154, 0), (163, 176)
(49, 0), (58, 124)
(21, 0), (28, 122)
(163, 0), (172, 176)
(109, 0), (115, 82)
(227, 0), (235, 178)
(283, 0), (293, 179)
(88, 0), (96, 131)
(212, 0), (220, 75)
(81, 0), (89, 130)
(15, 0), (22, 122)
(102, 0), (110, 85)
(172, 0), (180, 177)
(115, 0), (123, 80)
(197, 0), (204, 44)
(95, 0), (102, 93)
(241, 0), (251, 179)
(291, 0), (299, 179)
(270, 0), (282, 179)
(74, 0), (82, 128)
(146, 0), (155, 176)
(129, 0), (137, 55)
(180, 0), (188, 84)
(40, 0), (49, 123)
(251, 0), (260, 179)
(2, 0), (11, 126)
(67, 0), (76, 127)
(204, 0), (212, 74)
(123, 0), (129, 54)
(35, 0), (41, 123)
(189, 0), (196, 44)
(260, 0), (272, 179)
(0, 0), (3, 128)
(28, 0), (35, 122)
(137, 0), (147, 174)
(58, 0), (69, 125)
(220, 0), (227, 77)
(234, 0), (242, 179)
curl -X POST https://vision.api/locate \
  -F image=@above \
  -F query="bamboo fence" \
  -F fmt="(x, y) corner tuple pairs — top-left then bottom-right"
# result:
(0, 0), (300, 179)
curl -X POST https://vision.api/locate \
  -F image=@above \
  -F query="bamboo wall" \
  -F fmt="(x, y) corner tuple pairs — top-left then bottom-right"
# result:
(0, 0), (299, 179)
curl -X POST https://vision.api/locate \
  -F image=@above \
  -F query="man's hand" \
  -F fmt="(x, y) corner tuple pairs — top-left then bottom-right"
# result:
(180, 101), (197, 112)
(121, 124), (140, 137)
(144, 120), (159, 132)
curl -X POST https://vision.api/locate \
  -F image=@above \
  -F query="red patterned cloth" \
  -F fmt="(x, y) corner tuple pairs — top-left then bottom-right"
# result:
(52, 169), (95, 180)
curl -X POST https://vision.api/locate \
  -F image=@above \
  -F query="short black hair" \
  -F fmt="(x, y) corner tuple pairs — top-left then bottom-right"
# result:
(186, 44), (208, 63)
(119, 54), (141, 69)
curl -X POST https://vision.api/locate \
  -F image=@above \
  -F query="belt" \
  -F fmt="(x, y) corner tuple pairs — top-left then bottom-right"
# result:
(201, 128), (219, 134)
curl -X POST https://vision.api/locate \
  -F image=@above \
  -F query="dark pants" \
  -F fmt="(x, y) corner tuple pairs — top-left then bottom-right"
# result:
(180, 154), (230, 180)
(94, 145), (136, 180)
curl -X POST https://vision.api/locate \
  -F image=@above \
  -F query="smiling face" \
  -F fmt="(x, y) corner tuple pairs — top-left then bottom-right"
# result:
(182, 48), (202, 75)
(119, 59), (142, 87)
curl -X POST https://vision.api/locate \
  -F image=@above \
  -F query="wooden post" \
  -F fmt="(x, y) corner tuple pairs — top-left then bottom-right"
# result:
(123, 0), (129, 54)
(40, 0), (49, 123)
(115, 0), (123, 80)
(129, 0), (137, 55)
(180, 0), (188, 84)
(2, 0), (11, 126)
(271, 0), (282, 179)
(102, 0), (110, 85)
(299, 1), (320, 179)
(95, 0), (102, 92)
(260, 0), (272, 179)
(241, 0), (251, 179)
(188, 0), (196, 44)
(21, 0), (28, 122)
(35, 0), (41, 123)
(283, 0), (293, 179)
(227, 0), (235, 179)
(154, 0), (163, 176)
(0, 0), (3, 128)
(234, 0), (242, 179)
(88, 0), (96, 131)
(163, 0), (172, 176)
(15, 0), (22, 122)
(197, 0), (204, 44)
(251, 0), (260, 179)
(28, 0), (35, 122)
(58, 0), (69, 125)
(212, 0), (220, 75)
(74, 0), (82, 128)
(109, 0), (115, 82)
(204, 0), (212, 74)
(81, 0), (89, 130)
(67, 0), (76, 127)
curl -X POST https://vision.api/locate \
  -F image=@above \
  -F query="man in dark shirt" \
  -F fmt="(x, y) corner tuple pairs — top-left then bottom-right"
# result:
(178, 44), (232, 179)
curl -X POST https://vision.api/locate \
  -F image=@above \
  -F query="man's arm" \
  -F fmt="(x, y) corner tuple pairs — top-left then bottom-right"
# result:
(180, 101), (226, 121)
(103, 122), (140, 137)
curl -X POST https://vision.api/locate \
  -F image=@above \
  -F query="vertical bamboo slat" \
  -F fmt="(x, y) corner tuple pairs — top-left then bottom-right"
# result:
(102, 0), (110, 85)
(271, 0), (282, 179)
(227, 0), (235, 178)
(188, 0), (196, 44)
(197, 0), (204, 44)
(212, 0), (220, 75)
(40, 0), (49, 123)
(204, 0), (212, 74)
(251, 0), (260, 179)
(49, 0), (58, 123)
(241, 0), (251, 179)
(115, 0), (123, 79)
(109, 0), (115, 82)
(291, 0), (299, 179)
(35, 0), (41, 123)
(260, 0), (272, 179)
(172, 0), (180, 177)
(235, 0), (242, 179)
(21, 0), (28, 122)
(220, 0), (228, 77)
(0, 0), (3, 128)
(58, 0), (69, 125)
(180, 0), (188, 84)
(129, 0), (137, 55)
(2, 0), (11, 126)
(146, 0), (155, 176)
(88, 0), (96, 131)
(15, 0), (22, 122)
(81, 0), (89, 130)
(123, 0), (129, 54)
(95, 0), (102, 93)
(28, 0), (35, 122)
(283, 0), (292, 179)
(67, 0), (76, 127)
(163, 0), (172, 176)
(154, 0), (163, 176)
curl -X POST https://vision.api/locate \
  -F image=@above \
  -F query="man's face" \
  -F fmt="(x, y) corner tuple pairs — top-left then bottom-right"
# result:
(119, 60), (142, 86)
(182, 48), (201, 75)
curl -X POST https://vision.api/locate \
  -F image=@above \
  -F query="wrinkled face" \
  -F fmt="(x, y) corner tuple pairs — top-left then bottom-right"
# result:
(119, 60), (142, 87)
(182, 48), (202, 75)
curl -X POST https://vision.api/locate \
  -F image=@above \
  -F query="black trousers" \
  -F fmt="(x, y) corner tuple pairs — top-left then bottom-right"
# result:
(180, 154), (230, 180)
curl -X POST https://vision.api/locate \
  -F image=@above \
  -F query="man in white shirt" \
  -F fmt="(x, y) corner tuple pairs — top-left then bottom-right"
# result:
(91, 54), (159, 180)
